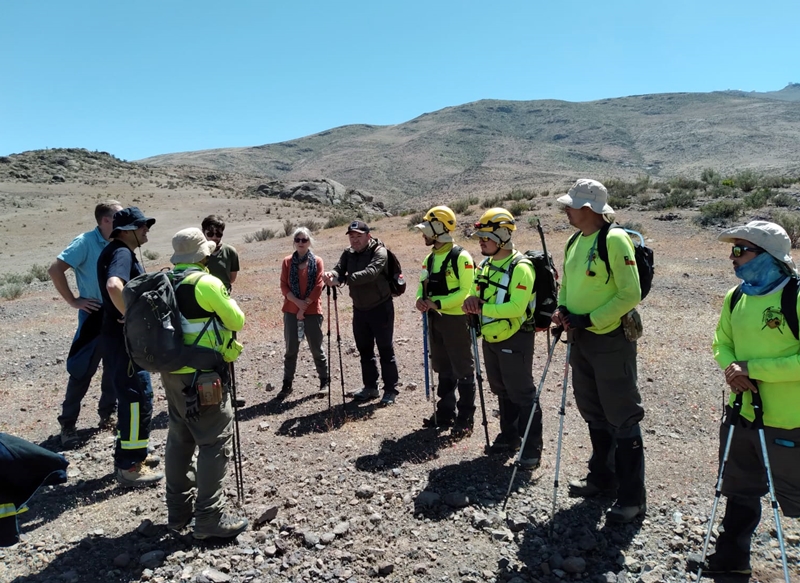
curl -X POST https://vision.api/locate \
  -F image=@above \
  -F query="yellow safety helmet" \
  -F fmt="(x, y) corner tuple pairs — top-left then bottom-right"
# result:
(471, 207), (516, 247)
(415, 205), (456, 242)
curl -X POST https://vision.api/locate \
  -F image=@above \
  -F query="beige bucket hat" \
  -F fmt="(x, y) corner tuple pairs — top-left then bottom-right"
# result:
(557, 179), (615, 216)
(718, 220), (797, 273)
(170, 227), (217, 265)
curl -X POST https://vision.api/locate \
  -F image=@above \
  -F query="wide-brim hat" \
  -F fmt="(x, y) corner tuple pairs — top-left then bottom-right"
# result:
(170, 227), (217, 264)
(110, 206), (156, 238)
(718, 220), (797, 273)
(557, 179), (615, 216)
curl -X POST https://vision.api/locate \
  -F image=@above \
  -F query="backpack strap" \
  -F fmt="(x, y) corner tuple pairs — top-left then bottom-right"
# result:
(781, 277), (800, 341)
(729, 284), (744, 314)
(425, 245), (462, 288)
(595, 222), (615, 284)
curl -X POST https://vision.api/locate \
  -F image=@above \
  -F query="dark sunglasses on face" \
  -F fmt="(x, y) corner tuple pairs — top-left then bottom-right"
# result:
(731, 245), (762, 258)
(294, 238), (309, 243)
(205, 230), (223, 238)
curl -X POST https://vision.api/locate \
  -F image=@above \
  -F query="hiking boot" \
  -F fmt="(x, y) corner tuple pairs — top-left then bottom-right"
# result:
(568, 478), (617, 498)
(98, 413), (116, 431)
(422, 414), (454, 429)
(486, 433), (521, 455)
(143, 453), (161, 468)
(60, 424), (79, 448)
(517, 456), (541, 470)
(686, 551), (752, 576)
(378, 390), (398, 407)
(277, 380), (293, 398)
(352, 387), (380, 401)
(116, 463), (164, 488)
(193, 513), (248, 540)
(605, 502), (646, 523)
(167, 510), (193, 532)
(317, 377), (330, 399)
(233, 398), (246, 408)
(451, 416), (474, 437)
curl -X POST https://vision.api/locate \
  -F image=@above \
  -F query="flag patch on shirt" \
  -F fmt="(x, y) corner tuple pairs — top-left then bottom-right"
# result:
(464, 263), (473, 269)
(624, 256), (636, 266)
(516, 284), (528, 290)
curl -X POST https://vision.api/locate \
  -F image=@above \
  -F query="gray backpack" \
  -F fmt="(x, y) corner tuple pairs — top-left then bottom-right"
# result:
(123, 269), (223, 373)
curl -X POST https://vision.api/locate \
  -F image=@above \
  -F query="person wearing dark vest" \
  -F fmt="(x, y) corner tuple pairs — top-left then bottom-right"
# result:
(551, 179), (645, 524)
(463, 208), (543, 470)
(690, 221), (800, 576)
(201, 215), (239, 293)
(414, 206), (476, 434)
(97, 206), (163, 488)
(161, 227), (248, 540)
(322, 220), (400, 406)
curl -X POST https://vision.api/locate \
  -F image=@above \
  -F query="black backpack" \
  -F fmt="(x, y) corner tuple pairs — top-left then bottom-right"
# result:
(566, 223), (654, 300)
(505, 250), (559, 331)
(425, 245), (463, 298)
(123, 269), (224, 373)
(729, 277), (800, 340)
(373, 240), (406, 297)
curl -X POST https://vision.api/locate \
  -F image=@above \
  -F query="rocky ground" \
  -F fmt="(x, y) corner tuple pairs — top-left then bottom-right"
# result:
(0, 196), (799, 583)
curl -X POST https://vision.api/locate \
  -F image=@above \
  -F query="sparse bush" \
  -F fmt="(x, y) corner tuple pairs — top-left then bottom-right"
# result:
(608, 195), (631, 209)
(651, 189), (696, 210)
(406, 212), (425, 228)
(760, 174), (794, 189)
(325, 214), (350, 229)
(772, 193), (795, 208)
(605, 176), (650, 199)
(655, 182), (671, 195)
(772, 210), (800, 248)
(243, 228), (276, 243)
(669, 176), (704, 191)
(480, 195), (504, 209)
(509, 188), (535, 201)
(509, 201), (529, 216)
(695, 200), (743, 226)
(28, 264), (49, 282)
(142, 249), (160, 261)
(700, 168), (721, 187)
(732, 170), (759, 192)
(743, 188), (774, 209)
(0, 283), (23, 300)
(466, 196), (480, 205)
(451, 199), (469, 214)
(708, 184), (735, 199)
(282, 220), (295, 236)
(298, 219), (321, 232)
(638, 191), (653, 205)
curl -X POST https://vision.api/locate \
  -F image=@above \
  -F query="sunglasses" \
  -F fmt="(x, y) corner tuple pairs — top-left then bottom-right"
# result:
(294, 238), (309, 243)
(204, 230), (223, 238)
(731, 245), (762, 257)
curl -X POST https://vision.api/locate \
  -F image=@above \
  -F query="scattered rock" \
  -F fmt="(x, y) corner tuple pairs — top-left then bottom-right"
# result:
(562, 556), (586, 574)
(139, 550), (166, 569)
(356, 484), (375, 499)
(254, 505), (279, 526)
(443, 492), (469, 508)
(112, 553), (131, 567)
(415, 491), (440, 507)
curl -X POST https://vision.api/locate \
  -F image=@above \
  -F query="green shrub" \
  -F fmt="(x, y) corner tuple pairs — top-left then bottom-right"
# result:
(324, 214), (350, 229)
(0, 283), (23, 300)
(298, 219), (321, 232)
(480, 195), (504, 209)
(142, 249), (160, 260)
(669, 176), (704, 191)
(653, 181), (671, 195)
(772, 210), (800, 248)
(638, 191), (653, 205)
(760, 174), (795, 189)
(733, 170), (759, 192)
(450, 199), (469, 214)
(28, 264), (49, 282)
(282, 220), (295, 237)
(406, 212), (425, 228)
(620, 221), (646, 236)
(772, 193), (795, 208)
(605, 176), (650, 198)
(243, 228), (276, 243)
(608, 195), (631, 209)
(743, 188), (774, 209)
(695, 200), (743, 226)
(466, 196), (480, 205)
(508, 188), (531, 201)
(509, 201), (529, 216)
(708, 184), (736, 199)
(700, 168), (721, 187)
(652, 189), (696, 210)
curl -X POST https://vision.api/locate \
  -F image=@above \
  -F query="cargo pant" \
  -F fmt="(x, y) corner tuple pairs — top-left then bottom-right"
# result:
(58, 309), (116, 428)
(428, 311), (475, 422)
(162, 370), (233, 528)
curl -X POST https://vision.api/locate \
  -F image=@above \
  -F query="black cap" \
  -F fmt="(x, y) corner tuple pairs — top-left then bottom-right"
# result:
(111, 206), (156, 238)
(346, 220), (370, 234)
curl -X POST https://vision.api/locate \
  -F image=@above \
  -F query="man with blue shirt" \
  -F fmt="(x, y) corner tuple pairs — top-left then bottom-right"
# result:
(49, 200), (122, 447)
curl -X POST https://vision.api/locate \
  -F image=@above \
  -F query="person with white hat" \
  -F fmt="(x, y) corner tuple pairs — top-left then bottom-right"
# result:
(414, 206), (476, 435)
(551, 179), (646, 523)
(693, 220), (800, 576)
(161, 227), (248, 540)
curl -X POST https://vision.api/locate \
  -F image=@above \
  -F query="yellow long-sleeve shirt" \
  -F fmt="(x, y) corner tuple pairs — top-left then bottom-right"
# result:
(416, 243), (474, 315)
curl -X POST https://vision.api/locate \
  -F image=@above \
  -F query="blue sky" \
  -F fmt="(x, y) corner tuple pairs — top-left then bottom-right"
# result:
(1, 0), (797, 161)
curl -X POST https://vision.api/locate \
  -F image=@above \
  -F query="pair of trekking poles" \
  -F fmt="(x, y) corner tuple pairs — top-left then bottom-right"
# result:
(697, 389), (791, 582)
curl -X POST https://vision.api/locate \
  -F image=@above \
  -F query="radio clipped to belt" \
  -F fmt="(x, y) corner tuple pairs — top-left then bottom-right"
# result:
(196, 371), (224, 406)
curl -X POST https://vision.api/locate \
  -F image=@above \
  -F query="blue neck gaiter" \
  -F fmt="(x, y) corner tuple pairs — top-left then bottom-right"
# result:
(734, 252), (789, 296)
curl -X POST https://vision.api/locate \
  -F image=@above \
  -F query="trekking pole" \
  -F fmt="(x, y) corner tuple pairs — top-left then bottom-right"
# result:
(422, 312), (431, 402)
(751, 390), (791, 583)
(550, 330), (573, 530)
(229, 358), (245, 506)
(503, 329), (561, 510)
(327, 286), (332, 411)
(697, 392), (743, 580)
(469, 314), (491, 450)
(332, 286), (346, 407)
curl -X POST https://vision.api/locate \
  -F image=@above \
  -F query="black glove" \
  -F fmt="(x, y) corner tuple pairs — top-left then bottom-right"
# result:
(183, 386), (201, 421)
(565, 313), (592, 330)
